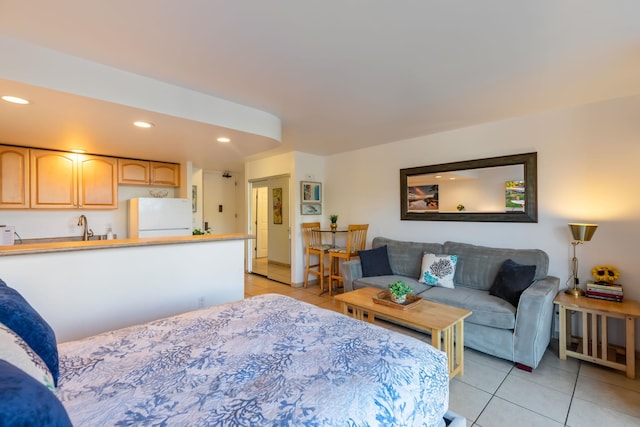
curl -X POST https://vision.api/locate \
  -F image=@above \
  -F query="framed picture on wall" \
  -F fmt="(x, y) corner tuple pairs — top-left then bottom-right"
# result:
(301, 203), (322, 215)
(192, 185), (197, 212)
(505, 181), (525, 212)
(407, 184), (439, 213)
(301, 181), (322, 203)
(273, 188), (283, 224)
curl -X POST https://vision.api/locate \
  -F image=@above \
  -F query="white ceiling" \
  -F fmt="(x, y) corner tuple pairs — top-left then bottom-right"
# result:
(0, 1), (639, 172)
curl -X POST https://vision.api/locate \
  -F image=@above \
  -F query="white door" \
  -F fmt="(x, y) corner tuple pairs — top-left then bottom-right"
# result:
(203, 171), (238, 233)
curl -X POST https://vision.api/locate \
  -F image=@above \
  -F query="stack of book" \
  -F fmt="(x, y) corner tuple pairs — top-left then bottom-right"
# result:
(585, 281), (623, 301)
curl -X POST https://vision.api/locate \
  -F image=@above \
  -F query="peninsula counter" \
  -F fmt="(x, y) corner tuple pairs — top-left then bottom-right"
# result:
(0, 234), (254, 342)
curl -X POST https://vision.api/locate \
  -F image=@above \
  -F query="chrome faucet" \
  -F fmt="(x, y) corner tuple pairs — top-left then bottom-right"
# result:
(77, 215), (94, 241)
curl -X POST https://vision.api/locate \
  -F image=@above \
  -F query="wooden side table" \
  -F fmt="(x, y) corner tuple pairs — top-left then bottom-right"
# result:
(554, 292), (640, 378)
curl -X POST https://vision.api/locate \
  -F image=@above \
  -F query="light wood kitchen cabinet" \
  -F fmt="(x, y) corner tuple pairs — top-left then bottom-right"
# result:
(78, 155), (118, 208)
(30, 149), (118, 209)
(118, 159), (180, 187)
(150, 161), (180, 187)
(0, 145), (29, 209)
(118, 159), (150, 185)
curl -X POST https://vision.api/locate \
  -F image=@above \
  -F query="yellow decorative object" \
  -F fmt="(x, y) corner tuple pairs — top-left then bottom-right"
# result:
(591, 265), (620, 283)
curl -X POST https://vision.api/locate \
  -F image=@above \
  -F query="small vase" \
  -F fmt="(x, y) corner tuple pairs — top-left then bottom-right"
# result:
(390, 294), (406, 304)
(330, 223), (337, 231)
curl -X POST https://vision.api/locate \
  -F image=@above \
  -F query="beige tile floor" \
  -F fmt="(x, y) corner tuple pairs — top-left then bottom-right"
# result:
(245, 274), (640, 427)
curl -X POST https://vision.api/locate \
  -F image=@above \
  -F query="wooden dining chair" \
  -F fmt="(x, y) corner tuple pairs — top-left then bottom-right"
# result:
(302, 222), (332, 293)
(328, 224), (369, 296)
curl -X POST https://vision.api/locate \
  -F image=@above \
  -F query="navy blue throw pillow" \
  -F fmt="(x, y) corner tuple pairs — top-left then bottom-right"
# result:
(489, 259), (536, 307)
(358, 245), (393, 277)
(0, 360), (72, 426)
(0, 282), (59, 385)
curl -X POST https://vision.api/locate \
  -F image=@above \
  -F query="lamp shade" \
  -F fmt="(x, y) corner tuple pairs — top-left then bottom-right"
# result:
(568, 223), (598, 242)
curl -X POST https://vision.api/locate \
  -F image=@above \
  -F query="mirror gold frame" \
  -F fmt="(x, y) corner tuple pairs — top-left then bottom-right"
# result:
(400, 152), (537, 222)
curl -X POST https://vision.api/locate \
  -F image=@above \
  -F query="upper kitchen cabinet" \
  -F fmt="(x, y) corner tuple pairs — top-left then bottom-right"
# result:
(118, 159), (180, 187)
(118, 159), (150, 185)
(78, 155), (118, 208)
(30, 149), (118, 209)
(150, 162), (180, 187)
(0, 145), (29, 209)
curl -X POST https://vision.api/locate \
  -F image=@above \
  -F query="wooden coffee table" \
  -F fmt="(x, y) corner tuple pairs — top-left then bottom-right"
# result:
(335, 287), (472, 378)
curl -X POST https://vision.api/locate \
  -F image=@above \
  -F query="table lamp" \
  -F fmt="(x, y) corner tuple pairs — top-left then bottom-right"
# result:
(566, 223), (598, 297)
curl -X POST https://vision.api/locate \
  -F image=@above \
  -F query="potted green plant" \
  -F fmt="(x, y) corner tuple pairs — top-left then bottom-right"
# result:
(329, 214), (338, 230)
(389, 280), (413, 304)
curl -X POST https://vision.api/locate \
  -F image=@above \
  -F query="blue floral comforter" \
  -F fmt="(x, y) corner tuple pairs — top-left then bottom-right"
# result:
(56, 294), (449, 426)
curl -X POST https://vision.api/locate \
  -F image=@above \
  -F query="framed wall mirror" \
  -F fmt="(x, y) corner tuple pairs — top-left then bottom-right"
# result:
(400, 152), (537, 222)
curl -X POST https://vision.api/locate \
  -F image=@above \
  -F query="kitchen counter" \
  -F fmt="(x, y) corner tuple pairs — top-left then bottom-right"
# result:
(0, 233), (253, 342)
(0, 233), (254, 256)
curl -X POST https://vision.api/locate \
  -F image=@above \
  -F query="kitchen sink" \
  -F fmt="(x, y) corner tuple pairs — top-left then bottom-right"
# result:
(19, 234), (117, 245)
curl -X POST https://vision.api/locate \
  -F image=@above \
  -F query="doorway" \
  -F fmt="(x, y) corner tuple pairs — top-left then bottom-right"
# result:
(251, 183), (269, 276)
(249, 176), (291, 284)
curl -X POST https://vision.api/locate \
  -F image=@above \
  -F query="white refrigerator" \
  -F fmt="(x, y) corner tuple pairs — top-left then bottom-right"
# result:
(128, 198), (192, 238)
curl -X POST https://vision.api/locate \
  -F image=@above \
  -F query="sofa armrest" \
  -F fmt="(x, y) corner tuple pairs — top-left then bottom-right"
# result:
(513, 276), (560, 369)
(342, 260), (363, 292)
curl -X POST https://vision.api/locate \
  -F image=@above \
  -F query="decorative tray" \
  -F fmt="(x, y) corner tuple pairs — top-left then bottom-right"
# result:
(372, 291), (422, 310)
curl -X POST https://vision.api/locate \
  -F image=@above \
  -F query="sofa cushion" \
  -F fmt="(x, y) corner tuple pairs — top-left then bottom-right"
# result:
(420, 286), (516, 330)
(372, 237), (444, 278)
(358, 245), (393, 277)
(418, 254), (458, 288)
(489, 259), (536, 307)
(443, 241), (549, 291)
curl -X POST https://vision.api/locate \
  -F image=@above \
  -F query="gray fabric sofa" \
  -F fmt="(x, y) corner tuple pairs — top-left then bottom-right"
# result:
(342, 237), (560, 370)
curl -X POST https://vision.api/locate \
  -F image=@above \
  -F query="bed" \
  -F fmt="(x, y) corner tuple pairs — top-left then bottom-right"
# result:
(0, 281), (452, 426)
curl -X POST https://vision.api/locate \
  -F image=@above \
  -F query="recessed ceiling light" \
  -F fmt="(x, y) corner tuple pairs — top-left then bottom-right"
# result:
(2, 95), (30, 105)
(70, 149), (86, 153)
(217, 137), (231, 143)
(133, 121), (153, 128)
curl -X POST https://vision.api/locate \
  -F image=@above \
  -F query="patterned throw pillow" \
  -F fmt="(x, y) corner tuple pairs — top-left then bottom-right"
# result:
(0, 322), (55, 391)
(0, 282), (59, 385)
(418, 253), (458, 288)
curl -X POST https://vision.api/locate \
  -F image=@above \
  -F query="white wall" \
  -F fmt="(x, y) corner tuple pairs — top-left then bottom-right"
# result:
(293, 152), (326, 284)
(1, 185), (178, 240)
(245, 151), (326, 285)
(0, 239), (246, 342)
(266, 175), (290, 265)
(324, 94), (640, 350)
(245, 152), (294, 276)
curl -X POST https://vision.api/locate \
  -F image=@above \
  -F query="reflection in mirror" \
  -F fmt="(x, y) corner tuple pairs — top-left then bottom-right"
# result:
(407, 165), (524, 213)
(401, 153), (537, 222)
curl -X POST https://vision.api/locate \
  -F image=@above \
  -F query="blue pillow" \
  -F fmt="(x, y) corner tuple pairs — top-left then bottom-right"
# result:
(358, 245), (393, 277)
(489, 259), (536, 307)
(0, 360), (72, 426)
(0, 281), (59, 385)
